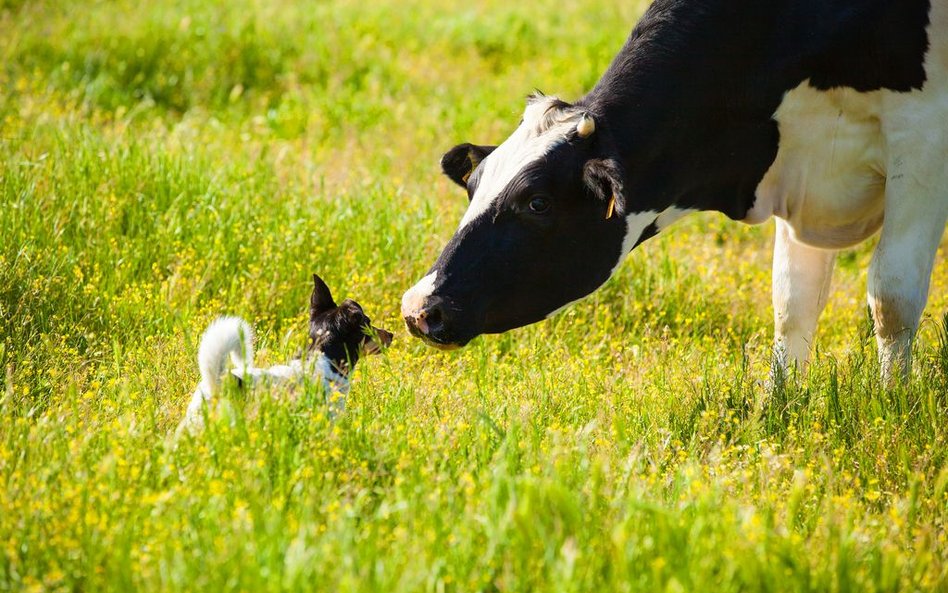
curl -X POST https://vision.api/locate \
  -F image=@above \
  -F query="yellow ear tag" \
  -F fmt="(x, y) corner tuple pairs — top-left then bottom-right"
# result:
(606, 194), (616, 219)
(461, 149), (480, 184)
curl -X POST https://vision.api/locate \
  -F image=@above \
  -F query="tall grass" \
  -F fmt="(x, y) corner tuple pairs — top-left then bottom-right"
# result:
(2, 0), (948, 591)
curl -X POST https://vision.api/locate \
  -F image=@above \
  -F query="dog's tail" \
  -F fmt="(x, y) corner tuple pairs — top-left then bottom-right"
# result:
(197, 316), (254, 395)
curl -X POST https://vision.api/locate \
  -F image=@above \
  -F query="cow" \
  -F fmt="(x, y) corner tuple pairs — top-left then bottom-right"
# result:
(402, 0), (948, 382)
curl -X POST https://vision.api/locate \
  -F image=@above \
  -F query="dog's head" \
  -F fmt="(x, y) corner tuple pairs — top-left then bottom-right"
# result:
(307, 273), (393, 375)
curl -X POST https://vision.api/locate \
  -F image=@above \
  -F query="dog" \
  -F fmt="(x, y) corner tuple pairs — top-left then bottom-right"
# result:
(180, 274), (393, 433)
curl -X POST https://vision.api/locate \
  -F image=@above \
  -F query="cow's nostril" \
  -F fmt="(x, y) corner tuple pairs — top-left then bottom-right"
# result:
(404, 296), (450, 341)
(424, 305), (444, 332)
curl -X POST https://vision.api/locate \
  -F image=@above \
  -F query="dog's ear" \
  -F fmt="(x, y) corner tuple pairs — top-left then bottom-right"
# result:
(311, 273), (336, 317)
(583, 158), (627, 219)
(441, 143), (496, 190)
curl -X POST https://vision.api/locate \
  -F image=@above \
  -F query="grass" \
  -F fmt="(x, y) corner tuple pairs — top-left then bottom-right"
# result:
(2, 0), (948, 591)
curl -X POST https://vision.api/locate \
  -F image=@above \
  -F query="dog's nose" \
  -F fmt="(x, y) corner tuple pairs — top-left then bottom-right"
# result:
(376, 328), (394, 347)
(403, 296), (446, 338)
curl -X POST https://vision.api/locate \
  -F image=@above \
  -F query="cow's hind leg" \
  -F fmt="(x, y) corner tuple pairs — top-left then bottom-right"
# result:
(869, 98), (948, 383)
(772, 218), (837, 375)
(867, 186), (948, 383)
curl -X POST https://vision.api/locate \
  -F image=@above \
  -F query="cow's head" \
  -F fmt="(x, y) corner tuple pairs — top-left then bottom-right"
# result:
(402, 95), (667, 349)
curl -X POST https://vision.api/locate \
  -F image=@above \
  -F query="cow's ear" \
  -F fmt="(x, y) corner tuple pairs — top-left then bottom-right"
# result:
(440, 143), (496, 189)
(311, 273), (336, 318)
(583, 158), (627, 218)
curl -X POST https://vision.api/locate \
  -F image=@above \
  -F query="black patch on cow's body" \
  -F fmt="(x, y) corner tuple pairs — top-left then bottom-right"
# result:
(578, 0), (931, 221)
(804, 1), (931, 92)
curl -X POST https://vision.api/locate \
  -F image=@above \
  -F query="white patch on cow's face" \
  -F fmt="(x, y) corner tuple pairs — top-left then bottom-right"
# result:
(401, 271), (438, 319)
(459, 101), (577, 229)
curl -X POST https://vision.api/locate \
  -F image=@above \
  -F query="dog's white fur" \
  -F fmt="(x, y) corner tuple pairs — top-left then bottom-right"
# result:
(179, 316), (349, 434)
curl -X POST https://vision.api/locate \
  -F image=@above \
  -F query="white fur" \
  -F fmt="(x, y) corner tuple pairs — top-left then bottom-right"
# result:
(755, 1), (948, 380)
(179, 316), (350, 434)
(771, 218), (836, 372)
(401, 271), (438, 320)
(608, 205), (695, 278)
(196, 316), (254, 394)
(655, 206), (695, 231)
(612, 210), (658, 276)
(459, 99), (578, 229)
(546, 205), (690, 319)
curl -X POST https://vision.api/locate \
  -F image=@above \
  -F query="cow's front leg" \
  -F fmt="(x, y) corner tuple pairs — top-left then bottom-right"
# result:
(772, 218), (837, 375)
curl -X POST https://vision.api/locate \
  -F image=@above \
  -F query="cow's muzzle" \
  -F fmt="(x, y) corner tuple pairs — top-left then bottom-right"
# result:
(401, 294), (460, 350)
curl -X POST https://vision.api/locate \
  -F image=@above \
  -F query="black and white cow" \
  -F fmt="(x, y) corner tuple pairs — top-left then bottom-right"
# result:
(402, 0), (947, 381)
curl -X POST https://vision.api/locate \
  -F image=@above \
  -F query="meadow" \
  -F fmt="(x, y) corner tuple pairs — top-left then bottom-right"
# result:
(2, 0), (948, 590)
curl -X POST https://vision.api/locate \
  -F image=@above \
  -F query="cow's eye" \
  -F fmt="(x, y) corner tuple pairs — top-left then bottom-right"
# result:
(528, 196), (551, 214)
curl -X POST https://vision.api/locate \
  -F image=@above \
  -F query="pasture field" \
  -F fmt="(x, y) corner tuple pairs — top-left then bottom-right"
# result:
(3, 0), (948, 591)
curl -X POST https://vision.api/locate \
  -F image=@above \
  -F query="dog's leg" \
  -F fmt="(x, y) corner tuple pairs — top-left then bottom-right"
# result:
(178, 386), (211, 436)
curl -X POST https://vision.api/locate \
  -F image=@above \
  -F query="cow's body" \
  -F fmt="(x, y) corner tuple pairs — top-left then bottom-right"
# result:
(403, 0), (948, 381)
(756, 3), (948, 377)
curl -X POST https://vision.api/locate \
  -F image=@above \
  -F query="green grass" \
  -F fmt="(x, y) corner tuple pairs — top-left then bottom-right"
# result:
(2, 0), (948, 591)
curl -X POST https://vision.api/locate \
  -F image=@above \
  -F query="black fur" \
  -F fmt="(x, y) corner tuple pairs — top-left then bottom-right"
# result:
(414, 0), (932, 345)
(308, 274), (391, 374)
(416, 145), (628, 345)
(579, 0), (930, 220)
(441, 144), (497, 190)
(583, 158), (627, 217)
(801, 1), (930, 92)
(311, 273), (337, 314)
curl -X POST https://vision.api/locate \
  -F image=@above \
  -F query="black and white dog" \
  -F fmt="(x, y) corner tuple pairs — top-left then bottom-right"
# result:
(181, 274), (393, 432)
